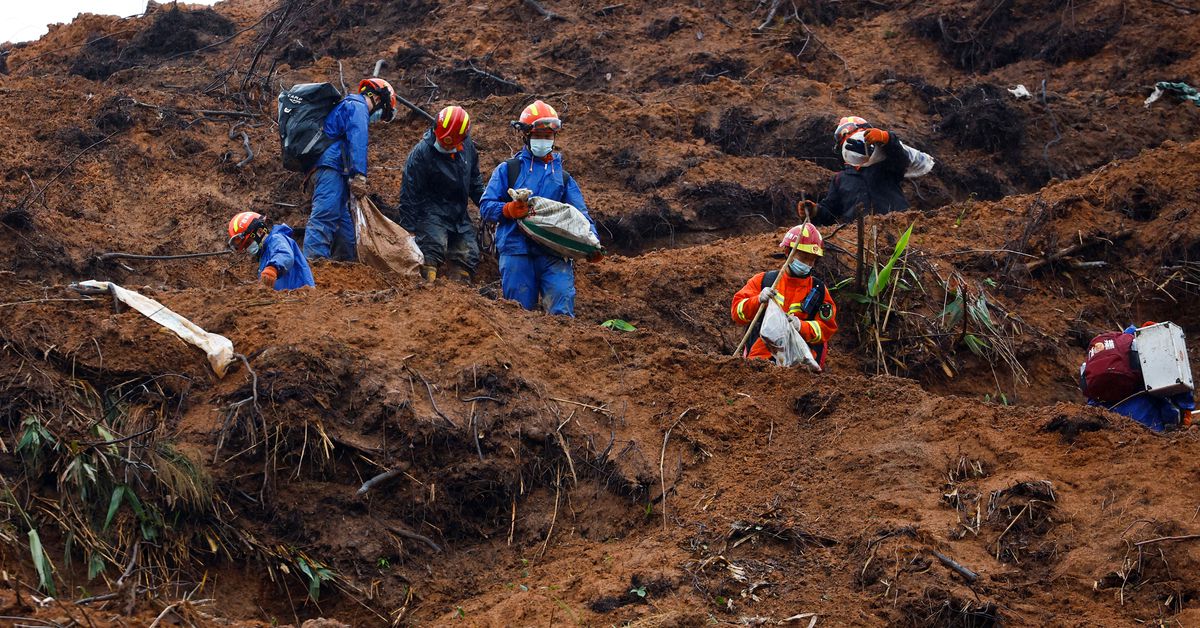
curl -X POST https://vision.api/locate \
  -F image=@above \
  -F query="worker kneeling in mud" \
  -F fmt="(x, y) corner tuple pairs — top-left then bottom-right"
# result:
(398, 105), (485, 282)
(1080, 322), (1195, 432)
(731, 224), (837, 369)
(803, 116), (934, 225)
(227, 212), (315, 290)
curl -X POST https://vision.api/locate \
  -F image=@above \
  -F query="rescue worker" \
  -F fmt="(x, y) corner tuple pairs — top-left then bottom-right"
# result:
(1082, 324), (1195, 432)
(227, 212), (315, 290)
(302, 77), (397, 262)
(479, 100), (600, 316)
(731, 224), (837, 368)
(398, 105), (485, 282)
(804, 116), (934, 225)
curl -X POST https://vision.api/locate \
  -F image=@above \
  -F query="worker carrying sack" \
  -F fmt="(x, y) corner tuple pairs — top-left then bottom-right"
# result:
(759, 301), (821, 371)
(277, 82), (341, 172)
(1080, 331), (1142, 403)
(508, 188), (605, 260)
(353, 196), (424, 276)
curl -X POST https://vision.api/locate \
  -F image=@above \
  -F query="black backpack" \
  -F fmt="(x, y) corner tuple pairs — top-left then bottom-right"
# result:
(277, 83), (342, 172)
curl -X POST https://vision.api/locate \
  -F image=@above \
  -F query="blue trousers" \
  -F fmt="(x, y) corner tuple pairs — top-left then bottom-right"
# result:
(303, 168), (356, 261)
(499, 254), (576, 316)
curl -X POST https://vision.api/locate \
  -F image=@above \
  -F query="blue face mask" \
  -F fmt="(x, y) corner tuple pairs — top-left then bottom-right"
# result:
(788, 259), (812, 277)
(247, 240), (261, 256)
(369, 108), (384, 124)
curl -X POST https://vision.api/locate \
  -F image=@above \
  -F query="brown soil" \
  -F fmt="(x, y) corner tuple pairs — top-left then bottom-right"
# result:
(2, 0), (1200, 626)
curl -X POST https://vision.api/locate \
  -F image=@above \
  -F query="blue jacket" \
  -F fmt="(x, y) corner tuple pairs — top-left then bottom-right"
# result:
(259, 224), (315, 290)
(315, 94), (369, 176)
(479, 148), (596, 256)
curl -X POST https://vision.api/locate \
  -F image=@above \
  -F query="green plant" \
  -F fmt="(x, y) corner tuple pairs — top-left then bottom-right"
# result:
(377, 557), (390, 569)
(600, 319), (636, 332)
(295, 554), (334, 602)
(630, 585), (647, 598)
(456, 606), (466, 618)
(843, 222), (916, 374)
(16, 416), (55, 469)
(940, 280), (1028, 386)
(954, 193), (977, 228)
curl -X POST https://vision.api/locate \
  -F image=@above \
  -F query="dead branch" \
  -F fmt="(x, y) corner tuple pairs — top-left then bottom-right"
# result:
(756, 0), (783, 30)
(228, 123), (254, 168)
(377, 519), (443, 553)
(524, 0), (570, 21)
(595, 3), (626, 15)
(1023, 229), (1133, 273)
(357, 469), (403, 496)
(537, 467), (563, 558)
(127, 99), (259, 118)
(1151, 0), (1198, 13)
(931, 550), (979, 582)
(457, 60), (525, 91)
(405, 366), (457, 428)
(397, 92), (436, 123)
(95, 250), (232, 262)
(1134, 533), (1200, 547)
(660, 408), (691, 530)
(16, 130), (122, 211)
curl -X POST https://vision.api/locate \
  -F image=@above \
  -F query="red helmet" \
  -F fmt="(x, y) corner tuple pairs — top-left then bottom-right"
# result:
(512, 100), (561, 133)
(228, 211), (266, 251)
(358, 77), (397, 122)
(434, 105), (471, 150)
(833, 115), (869, 147)
(780, 223), (823, 257)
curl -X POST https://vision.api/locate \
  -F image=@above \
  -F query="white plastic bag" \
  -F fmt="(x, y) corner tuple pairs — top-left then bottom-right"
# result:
(848, 130), (935, 179)
(759, 301), (821, 371)
(509, 188), (603, 259)
(75, 280), (236, 377)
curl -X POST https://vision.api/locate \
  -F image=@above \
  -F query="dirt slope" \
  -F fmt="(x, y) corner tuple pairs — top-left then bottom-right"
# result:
(2, 0), (1200, 626)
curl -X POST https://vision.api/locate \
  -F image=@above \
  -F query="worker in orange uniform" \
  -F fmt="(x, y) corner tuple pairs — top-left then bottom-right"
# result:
(731, 224), (837, 368)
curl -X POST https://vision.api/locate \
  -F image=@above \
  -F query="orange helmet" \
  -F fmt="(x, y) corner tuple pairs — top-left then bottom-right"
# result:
(833, 115), (869, 147)
(227, 211), (266, 251)
(512, 100), (561, 133)
(434, 105), (471, 150)
(780, 223), (823, 257)
(358, 77), (397, 122)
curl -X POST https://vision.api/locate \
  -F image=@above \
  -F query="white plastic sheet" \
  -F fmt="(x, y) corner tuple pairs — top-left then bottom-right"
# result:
(759, 300), (821, 371)
(77, 280), (236, 377)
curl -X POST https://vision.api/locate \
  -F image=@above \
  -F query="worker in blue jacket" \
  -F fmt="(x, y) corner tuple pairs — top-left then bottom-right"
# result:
(227, 212), (315, 290)
(303, 77), (397, 262)
(479, 100), (599, 317)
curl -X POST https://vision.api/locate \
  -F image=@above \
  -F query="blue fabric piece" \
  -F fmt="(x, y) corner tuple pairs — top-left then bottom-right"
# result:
(303, 167), (356, 261)
(498, 254), (576, 316)
(1090, 392), (1194, 432)
(479, 148), (595, 256)
(258, 224), (314, 290)
(315, 94), (370, 176)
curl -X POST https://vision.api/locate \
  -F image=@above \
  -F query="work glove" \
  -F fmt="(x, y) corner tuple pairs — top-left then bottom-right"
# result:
(503, 200), (530, 220)
(863, 128), (890, 145)
(758, 286), (777, 304)
(349, 174), (368, 197)
(587, 250), (604, 263)
(798, 199), (817, 219)
(259, 265), (278, 289)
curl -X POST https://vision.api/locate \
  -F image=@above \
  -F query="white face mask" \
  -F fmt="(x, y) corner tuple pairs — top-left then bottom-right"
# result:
(433, 140), (458, 154)
(529, 138), (554, 158)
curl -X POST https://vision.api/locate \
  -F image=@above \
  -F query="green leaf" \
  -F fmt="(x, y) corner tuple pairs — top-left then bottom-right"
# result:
(105, 486), (125, 531)
(871, 222), (914, 298)
(940, 291), (964, 329)
(964, 334), (990, 357)
(843, 292), (872, 305)
(28, 528), (56, 595)
(600, 319), (636, 332)
(831, 277), (855, 291)
(867, 266), (880, 298)
(88, 554), (106, 581)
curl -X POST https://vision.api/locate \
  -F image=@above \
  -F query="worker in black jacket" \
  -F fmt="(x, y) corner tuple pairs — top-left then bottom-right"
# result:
(398, 105), (486, 282)
(805, 116), (934, 225)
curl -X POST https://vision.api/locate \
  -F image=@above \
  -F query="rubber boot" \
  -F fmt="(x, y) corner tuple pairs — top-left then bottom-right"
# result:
(446, 263), (472, 284)
(421, 265), (438, 282)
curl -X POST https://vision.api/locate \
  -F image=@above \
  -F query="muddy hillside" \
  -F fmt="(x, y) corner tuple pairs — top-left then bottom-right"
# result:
(2, 0), (1200, 625)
